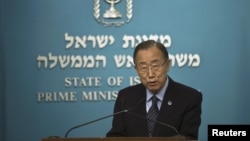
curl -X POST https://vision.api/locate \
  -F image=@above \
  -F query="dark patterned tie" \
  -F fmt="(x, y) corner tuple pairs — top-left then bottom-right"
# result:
(147, 95), (159, 137)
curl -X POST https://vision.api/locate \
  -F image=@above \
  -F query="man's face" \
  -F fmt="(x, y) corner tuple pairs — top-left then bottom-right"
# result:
(134, 46), (170, 94)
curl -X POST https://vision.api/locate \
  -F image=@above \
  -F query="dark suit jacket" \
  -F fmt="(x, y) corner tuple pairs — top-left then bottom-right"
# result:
(106, 77), (202, 140)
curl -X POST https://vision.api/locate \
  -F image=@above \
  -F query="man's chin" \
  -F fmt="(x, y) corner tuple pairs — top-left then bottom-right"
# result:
(148, 87), (159, 94)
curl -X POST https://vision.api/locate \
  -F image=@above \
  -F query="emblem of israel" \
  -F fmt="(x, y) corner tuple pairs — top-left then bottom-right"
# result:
(94, 0), (133, 27)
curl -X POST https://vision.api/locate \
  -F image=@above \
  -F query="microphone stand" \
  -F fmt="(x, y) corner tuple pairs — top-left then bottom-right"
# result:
(64, 109), (127, 138)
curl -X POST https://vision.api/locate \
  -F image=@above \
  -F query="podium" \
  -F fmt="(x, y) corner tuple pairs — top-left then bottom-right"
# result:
(42, 137), (197, 141)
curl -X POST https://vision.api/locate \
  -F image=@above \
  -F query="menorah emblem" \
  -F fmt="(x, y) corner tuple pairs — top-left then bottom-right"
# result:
(103, 0), (122, 18)
(93, 0), (133, 26)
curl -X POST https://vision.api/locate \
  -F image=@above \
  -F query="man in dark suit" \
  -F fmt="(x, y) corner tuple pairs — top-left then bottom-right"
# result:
(106, 40), (202, 140)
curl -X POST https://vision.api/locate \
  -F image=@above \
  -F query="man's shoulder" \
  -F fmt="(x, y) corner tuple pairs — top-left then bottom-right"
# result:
(169, 78), (202, 103)
(169, 77), (202, 96)
(120, 83), (144, 92)
(117, 83), (145, 99)
(175, 81), (201, 93)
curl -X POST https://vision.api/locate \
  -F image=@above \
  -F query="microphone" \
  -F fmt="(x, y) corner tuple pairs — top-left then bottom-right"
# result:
(64, 98), (145, 138)
(126, 110), (181, 136)
(64, 109), (127, 138)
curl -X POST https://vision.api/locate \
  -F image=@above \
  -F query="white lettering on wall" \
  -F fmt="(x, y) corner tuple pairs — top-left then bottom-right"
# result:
(37, 33), (201, 69)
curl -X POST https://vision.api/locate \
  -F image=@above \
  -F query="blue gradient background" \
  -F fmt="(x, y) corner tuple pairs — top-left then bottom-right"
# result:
(1, 0), (250, 141)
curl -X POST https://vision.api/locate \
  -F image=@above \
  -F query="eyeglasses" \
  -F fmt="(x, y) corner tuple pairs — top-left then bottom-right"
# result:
(136, 61), (166, 73)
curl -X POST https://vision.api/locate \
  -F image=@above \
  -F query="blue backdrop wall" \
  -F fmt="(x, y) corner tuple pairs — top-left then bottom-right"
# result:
(1, 0), (250, 141)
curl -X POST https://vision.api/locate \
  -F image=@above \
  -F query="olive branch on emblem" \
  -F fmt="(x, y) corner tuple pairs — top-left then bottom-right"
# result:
(126, 0), (132, 22)
(93, 0), (100, 22)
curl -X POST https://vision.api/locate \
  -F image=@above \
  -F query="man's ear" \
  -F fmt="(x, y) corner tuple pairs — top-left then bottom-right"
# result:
(166, 59), (171, 72)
